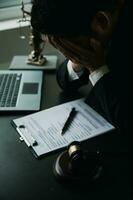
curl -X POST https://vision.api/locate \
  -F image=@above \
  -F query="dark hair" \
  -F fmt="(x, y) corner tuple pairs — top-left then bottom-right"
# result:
(31, 0), (119, 35)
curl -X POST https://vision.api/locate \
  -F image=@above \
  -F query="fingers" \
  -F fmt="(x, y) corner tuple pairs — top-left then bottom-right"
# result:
(47, 35), (106, 72)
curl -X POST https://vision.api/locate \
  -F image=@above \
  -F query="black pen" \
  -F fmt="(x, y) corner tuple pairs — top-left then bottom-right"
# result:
(61, 107), (77, 136)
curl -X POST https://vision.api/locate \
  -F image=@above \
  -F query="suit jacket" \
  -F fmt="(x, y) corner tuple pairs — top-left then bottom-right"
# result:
(56, 59), (132, 153)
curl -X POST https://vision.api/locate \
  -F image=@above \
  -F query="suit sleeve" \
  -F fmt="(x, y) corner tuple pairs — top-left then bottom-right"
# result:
(56, 59), (90, 91)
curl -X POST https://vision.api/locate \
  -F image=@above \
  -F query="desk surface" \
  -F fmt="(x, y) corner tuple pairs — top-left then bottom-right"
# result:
(0, 69), (132, 200)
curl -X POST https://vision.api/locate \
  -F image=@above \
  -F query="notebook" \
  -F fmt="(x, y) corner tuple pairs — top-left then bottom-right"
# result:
(0, 70), (43, 111)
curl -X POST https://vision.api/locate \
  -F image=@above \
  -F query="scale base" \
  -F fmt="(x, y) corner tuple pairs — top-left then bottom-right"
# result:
(9, 55), (58, 70)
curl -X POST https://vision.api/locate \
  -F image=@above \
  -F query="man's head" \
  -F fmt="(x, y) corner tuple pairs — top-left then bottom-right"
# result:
(31, 0), (124, 35)
(31, 0), (125, 69)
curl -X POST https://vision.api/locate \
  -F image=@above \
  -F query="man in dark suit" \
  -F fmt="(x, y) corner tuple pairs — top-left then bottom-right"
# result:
(31, 0), (132, 152)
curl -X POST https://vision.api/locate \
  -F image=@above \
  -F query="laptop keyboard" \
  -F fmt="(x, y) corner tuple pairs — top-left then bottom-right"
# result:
(0, 73), (22, 107)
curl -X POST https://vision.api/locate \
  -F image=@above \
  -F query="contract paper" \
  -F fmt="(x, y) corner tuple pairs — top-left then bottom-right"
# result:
(12, 98), (115, 157)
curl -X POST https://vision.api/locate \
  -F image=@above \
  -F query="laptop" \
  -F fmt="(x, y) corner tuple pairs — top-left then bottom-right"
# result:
(0, 70), (43, 111)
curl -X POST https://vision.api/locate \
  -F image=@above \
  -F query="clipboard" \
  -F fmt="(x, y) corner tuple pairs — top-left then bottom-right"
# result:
(11, 99), (115, 158)
(11, 121), (39, 158)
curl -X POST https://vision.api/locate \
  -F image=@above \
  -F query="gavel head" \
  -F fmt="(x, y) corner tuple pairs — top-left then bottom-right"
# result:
(67, 141), (84, 173)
